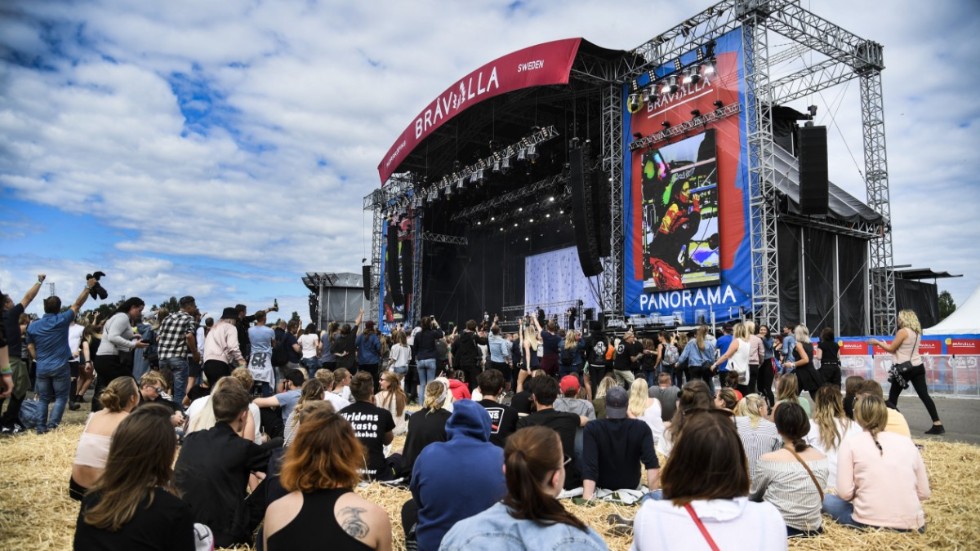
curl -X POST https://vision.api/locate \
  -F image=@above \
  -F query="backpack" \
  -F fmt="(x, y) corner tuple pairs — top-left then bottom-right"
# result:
(560, 345), (575, 366)
(663, 343), (679, 366)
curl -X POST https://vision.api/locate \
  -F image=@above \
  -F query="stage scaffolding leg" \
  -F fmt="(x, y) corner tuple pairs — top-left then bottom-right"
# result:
(410, 212), (423, 328)
(601, 83), (624, 314)
(859, 64), (896, 335)
(741, 10), (781, 328)
(369, 206), (383, 324)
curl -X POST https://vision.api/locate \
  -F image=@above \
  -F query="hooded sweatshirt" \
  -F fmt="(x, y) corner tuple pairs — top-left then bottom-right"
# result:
(410, 400), (505, 551)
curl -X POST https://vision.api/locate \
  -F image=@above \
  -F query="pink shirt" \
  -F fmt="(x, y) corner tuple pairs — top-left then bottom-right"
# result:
(203, 320), (244, 365)
(836, 430), (930, 530)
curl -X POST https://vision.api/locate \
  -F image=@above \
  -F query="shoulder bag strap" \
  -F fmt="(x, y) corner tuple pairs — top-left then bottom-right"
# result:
(786, 447), (824, 501)
(683, 503), (721, 551)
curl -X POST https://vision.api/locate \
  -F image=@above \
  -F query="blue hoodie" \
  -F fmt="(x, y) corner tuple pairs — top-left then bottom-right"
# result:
(410, 400), (505, 551)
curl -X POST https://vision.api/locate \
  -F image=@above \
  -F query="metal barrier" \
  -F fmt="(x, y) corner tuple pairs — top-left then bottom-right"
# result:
(835, 355), (980, 397)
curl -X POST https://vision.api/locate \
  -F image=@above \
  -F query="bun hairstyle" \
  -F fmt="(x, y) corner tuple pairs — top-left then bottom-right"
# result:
(667, 380), (715, 441)
(422, 380), (449, 412)
(99, 377), (139, 413)
(503, 426), (587, 531)
(774, 402), (811, 453)
(735, 394), (767, 428)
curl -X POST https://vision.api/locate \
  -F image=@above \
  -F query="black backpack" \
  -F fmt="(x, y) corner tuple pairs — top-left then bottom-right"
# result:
(271, 330), (288, 367)
(560, 345), (575, 366)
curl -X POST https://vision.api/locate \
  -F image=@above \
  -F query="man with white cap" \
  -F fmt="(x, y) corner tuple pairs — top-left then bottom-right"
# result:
(582, 385), (660, 500)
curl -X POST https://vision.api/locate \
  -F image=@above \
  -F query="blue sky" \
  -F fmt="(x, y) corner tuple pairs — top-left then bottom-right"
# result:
(1, 0), (978, 325)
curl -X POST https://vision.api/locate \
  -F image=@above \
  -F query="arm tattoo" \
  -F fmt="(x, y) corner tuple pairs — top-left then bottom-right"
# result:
(340, 506), (370, 539)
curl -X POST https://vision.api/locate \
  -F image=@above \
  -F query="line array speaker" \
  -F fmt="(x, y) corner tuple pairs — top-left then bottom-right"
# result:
(361, 265), (372, 301)
(386, 223), (403, 304)
(569, 146), (604, 277)
(592, 169), (611, 257)
(799, 125), (829, 216)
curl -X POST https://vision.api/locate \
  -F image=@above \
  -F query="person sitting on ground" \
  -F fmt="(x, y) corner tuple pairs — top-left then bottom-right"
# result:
(441, 426), (608, 551)
(843, 375), (863, 420)
(376, 371), (408, 437)
(806, 385), (860, 492)
(253, 368), (306, 435)
(555, 374), (596, 421)
(750, 402), (828, 537)
(331, 367), (353, 403)
(857, 379), (910, 437)
(629, 378), (665, 448)
(734, 394), (782, 483)
(74, 404), (205, 551)
(648, 372), (680, 423)
(185, 374), (261, 442)
(410, 399), (505, 551)
(658, 380), (715, 457)
(339, 371), (396, 481)
(401, 380), (452, 480)
(591, 376), (619, 420)
(476, 368), (518, 448)
(518, 376), (586, 491)
(715, 387), (740, 412)
(823, 394), (930, 532)
(582, 386), (660, 500)
(70, 377), (139, 501)
(630, 409), (787, 551)
(283, 378), (325, 447)
(175, 383), (277, 548)
(263, 406), (392, 551)
(447, 370), (471, 401)
(136, 371), (185, 428)
(510, 369), (546, 415)
(773, 372), (811, 418)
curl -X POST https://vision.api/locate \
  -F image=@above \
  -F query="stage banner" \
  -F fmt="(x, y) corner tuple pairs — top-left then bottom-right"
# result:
(378, 38), (583, 183)
(622, 28), (749, 323)
(379, 216), (415, 334)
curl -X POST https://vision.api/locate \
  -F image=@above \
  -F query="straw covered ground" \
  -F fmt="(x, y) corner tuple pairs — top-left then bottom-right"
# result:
(1, 420), (978, 550)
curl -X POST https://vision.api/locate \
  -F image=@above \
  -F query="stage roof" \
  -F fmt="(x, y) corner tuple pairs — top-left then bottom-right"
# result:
(377, 38), (639, 185)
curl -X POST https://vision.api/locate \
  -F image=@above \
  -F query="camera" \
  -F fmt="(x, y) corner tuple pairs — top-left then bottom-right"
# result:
(86, 271), (109, 300)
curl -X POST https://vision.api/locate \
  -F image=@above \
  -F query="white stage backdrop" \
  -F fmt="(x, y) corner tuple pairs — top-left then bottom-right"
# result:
(524, 247), (601, 317)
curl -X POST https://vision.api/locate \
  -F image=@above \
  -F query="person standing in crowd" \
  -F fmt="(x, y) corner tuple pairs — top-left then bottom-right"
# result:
(339, 371), (396, 481)
(186, 316), (212, 405)
(387, 329), (411, 382)
(414, 316), (444, 399)
(69, 377), (140, 501)
(758, 324), (777, 408)
(586, 330), (610, 392)
(132, 312), (157, 383)
(582, 386), (660, 500)
(156, 296), (200, 407)
(74, 404), (201, 551)
(247, 310), (276, 397)
(813, 327), (841, 389)
(630, 409), (787, 551)
(539, 320), (561, 377)
(67, 316), (85, 411)
(234, 302), (278, 361)
(869, 309), (945, 435)
(410, 399), (505, 551)
(613, 331), (643, 388)
(782, 325), (822, 401)
(356, 320), (382, 390)
(318, 321), (339, 371)
(283, 320), (303, 372)
(297, 323), (321, 379)
(781, 325), (797, 370)
(824, 394), (931, 531)
(262, 407), (393, 551)
(0, 274), (45, 428)
(746, 320), (764, 395)
(714, 324), (734, 387)
(638, 337), (659, 387)
(441, 426), (608, 551)
(450, 320), (487, 391)
(713, 322), (751, 396)
(26, 275), (99, 430)
(91, 297), (148, 413)
(487, 322), (511, 384)
(750, 402), (828, 537)
(677, 325), (716, 395)
(202, 308), (247, 387)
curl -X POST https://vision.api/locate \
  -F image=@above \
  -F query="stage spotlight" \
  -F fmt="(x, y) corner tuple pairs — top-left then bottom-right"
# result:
(690, 109), (701, 118)
(501, 157), (511, 172)
(529, 218), (534, 223)
(492, 159), (501, 173)
(548, 196), (555, 202)
(524, 237), (529, 242)
(513, 222), (518, 227)
(470, 171), (479, 183)
(641, 87), (652, 103)
(476, 220), (482, 226)
(499, 227), (504, 232)
(702, 60), (716, 76)
(633, 132), (643, 139)
(660, 76), (678, 95)
(713, 100), (724, 109)
(545, 213), (551, 218)
(490, 216), (496, 221)
(627, 93), (643, 113)
(526, 144), (538, 162)
(662, 121), (671, 129)
(517, 148), (527, 161)
(807, 105), (818, 117)
(518, 207), (523, 212)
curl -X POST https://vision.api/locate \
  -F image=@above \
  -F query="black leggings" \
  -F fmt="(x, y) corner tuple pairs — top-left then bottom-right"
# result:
(758, 360), (775, 408)
(888, 370), (941, 423)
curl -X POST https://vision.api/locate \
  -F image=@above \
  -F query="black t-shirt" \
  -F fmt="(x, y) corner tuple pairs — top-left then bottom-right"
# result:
(340, 401), (395, 480)
(74, 487), (195, 551)
(477, 399), (519, 448)
(415, 328), (444, 360)
(518, 408), (582, 489)
(283, 333), (301, 363)
(587, 336), (608, 367)
(614, 340), (642, 372)
(541, 331), (561, 355)
(2, 303), (24, 359)
(818, 341), (840, 364)
(509, 390), (534, 415)
(402, 408), (450, 477)
(583, 418), (659, 491)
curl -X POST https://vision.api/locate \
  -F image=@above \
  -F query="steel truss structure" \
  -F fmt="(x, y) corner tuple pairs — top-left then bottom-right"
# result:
(618, 0), (895, 332)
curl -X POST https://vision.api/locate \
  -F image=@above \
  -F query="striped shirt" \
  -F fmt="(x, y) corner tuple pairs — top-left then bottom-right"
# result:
(750, 454), (828, 531)
(736, 416), (782, 482)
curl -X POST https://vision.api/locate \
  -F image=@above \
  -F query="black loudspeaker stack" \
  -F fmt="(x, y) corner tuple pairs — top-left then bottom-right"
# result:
(569, 146), (604, 277)
(362, 265), (372, 301)
(400, 236), (413, 299)
(387, 223), (403, 304)
(592, 168), (611, 257)
(798, 125), (829, 216)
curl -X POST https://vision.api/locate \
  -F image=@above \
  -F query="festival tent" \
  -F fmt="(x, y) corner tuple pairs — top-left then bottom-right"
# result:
(924, 286), (980, 335)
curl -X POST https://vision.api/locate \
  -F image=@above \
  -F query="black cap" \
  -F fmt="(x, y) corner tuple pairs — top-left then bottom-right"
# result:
(221, 307), (238, 320)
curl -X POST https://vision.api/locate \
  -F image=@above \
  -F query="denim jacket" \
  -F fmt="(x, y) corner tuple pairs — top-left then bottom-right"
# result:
(440, 502), (609, 551)
(488, 334), (511, 364)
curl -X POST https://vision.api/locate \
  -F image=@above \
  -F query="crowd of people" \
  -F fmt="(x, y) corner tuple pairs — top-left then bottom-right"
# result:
(0, 274), (947, 550)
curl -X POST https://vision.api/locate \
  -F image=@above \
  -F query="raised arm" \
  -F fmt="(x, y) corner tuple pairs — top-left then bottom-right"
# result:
(71, 276), (99, 314)
(20, 274), (46, 308)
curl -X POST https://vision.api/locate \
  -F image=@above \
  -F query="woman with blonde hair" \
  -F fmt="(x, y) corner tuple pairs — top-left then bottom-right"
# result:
(734, 394), (781, 482)
(712, 322), (751, 395)
(283, 378), (326, 447)
(773, 372), (811, 418)
(591, 376), (619, 419)
(70, 377), (140, 501)
(74, 404), (202, 549)
(401, 380), (452, 478)
(824, 395), (930, 531)
(629, 378), (665, 447)
(869, 310), (944, 434)
(376, 371), (408, 436)
(678, 325), (716, 395)
(263, 409), (393, 550)
(806, 386), (859, 492)
(441, 426), (606, 550)
(781, 325), (822, 400)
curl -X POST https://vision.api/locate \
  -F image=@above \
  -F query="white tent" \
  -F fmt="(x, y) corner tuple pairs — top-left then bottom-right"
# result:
(924, 286), (980, 335)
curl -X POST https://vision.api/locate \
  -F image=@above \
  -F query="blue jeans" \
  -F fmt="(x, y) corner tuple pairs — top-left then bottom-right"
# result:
(823, 494), (856, 526)
(417, 358), (437, 398)
(300, 358), (321, 379)
(644, 371), (657, 387)
(36, 367), (71, 433)
(159, 357), (190, 406)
